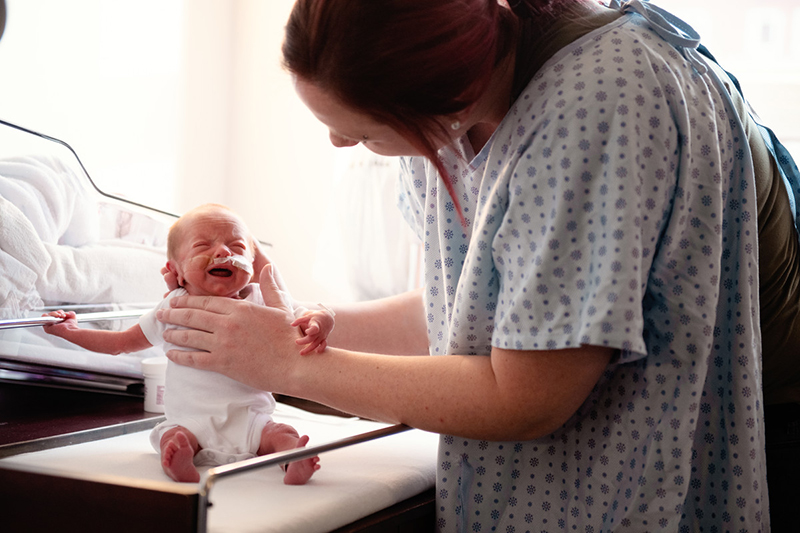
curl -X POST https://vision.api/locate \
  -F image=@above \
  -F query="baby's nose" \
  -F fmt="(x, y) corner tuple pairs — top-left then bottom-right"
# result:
(213, 245), (232, 258)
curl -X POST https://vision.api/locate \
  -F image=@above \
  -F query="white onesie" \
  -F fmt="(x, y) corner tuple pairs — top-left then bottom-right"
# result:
(140, 285), (301, 466)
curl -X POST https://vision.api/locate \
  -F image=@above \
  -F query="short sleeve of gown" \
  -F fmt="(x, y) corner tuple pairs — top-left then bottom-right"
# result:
(490, 64), (681, 358)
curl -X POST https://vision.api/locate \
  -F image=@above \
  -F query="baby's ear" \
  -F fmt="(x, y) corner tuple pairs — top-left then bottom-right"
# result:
(166, 260), (185, 287)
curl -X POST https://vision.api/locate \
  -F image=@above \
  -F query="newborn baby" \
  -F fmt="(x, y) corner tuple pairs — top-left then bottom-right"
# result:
(44, 203), (334, 483)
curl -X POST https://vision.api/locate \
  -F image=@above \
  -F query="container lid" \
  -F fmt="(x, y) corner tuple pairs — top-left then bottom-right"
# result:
(140, 356), (168, 376)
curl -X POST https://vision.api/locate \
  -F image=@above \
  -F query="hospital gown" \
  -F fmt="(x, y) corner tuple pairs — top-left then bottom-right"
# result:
(398, 6), (768, 532)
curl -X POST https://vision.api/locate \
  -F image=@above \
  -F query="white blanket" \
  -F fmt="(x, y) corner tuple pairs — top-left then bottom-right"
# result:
(0, 403), (439, 533)
(0, 155), (168, 317)
(0, 155), (99, 247)
(0, 198), (42, 318)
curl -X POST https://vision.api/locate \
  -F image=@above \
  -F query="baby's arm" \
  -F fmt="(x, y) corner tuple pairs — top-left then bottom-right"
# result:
(43, 310), (153, 355)
(291, 307), (335, 355)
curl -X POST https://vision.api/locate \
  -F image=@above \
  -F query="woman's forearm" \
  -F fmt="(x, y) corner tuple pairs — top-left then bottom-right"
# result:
(315, 288), (429, 355)
(281, 344), (613, 441)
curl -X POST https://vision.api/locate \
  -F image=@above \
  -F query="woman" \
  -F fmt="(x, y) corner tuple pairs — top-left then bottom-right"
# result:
(160, 1), (773, 530)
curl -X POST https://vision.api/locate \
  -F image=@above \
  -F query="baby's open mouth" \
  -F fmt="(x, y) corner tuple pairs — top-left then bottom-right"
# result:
(209, 256), (254, 276)
(208, 267), (233, 277)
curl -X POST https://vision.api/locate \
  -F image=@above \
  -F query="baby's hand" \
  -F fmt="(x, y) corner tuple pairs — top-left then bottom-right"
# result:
(291, 308), (335, 355)
(42, 310), (79, 338)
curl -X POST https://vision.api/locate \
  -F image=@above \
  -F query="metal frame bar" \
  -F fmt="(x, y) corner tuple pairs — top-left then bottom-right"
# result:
(0, 309), (150, 330)
(196, 423), (412, 533)
(0, 415), (165, 459)
(0, 117), (181, 218)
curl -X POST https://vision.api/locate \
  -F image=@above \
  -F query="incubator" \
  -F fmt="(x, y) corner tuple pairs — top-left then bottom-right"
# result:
(0, 119), (173, 393)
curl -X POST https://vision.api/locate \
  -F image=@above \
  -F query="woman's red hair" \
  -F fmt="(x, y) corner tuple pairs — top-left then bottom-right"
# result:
(282, 0), (573, 225)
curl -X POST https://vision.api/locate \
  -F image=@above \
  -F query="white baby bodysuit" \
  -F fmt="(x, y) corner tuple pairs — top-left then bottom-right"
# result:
(140, 284), (300, 466)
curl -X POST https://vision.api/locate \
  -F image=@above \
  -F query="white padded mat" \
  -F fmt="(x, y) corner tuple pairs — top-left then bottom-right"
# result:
(0, 403), (439, 533)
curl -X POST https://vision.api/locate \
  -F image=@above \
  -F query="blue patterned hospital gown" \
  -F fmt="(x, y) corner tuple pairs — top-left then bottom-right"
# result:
(397, 6), (769, 533)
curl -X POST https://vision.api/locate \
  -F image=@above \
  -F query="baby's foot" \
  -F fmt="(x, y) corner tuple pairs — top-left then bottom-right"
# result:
(283, 434), (321, 485)
(162, 431), (200, 483)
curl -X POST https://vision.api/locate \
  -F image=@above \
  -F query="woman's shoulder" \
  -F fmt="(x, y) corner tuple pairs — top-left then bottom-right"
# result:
(519, 12), (690, 100)
(509, 14), (694, 138)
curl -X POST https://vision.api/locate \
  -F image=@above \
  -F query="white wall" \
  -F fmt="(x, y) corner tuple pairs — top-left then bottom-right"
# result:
(0, 0), (349, 302)
(213, 0), (346, 302)
(0, 0), (185, 213)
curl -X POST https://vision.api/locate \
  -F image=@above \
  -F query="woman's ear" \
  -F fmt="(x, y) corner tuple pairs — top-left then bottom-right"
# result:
(446, 102), (477, 136)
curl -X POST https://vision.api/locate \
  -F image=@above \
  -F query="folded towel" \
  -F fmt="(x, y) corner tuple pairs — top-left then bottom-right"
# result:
(0, 248), (42, 319)
(0, 196), (50, 317)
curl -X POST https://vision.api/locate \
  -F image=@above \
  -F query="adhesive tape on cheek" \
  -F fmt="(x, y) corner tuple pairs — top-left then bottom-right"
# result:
(212, 255), (254, 276)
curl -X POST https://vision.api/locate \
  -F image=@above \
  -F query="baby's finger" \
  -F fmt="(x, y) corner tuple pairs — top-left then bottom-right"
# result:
(315, 340), (328, 354)
(299, 338), (324, 355)
(291, 316), (310, 328)
(298, 343), (317, 355)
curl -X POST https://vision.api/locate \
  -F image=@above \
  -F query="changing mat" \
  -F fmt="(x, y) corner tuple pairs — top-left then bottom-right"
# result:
(0, 403), (439, 533)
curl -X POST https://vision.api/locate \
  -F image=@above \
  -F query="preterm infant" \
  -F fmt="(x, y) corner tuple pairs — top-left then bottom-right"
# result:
(44, 203), (334, 483)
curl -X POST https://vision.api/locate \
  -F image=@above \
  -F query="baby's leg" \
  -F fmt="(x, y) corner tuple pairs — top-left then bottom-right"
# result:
(257, 421), (320, 485)
(160, 426), (201, 483)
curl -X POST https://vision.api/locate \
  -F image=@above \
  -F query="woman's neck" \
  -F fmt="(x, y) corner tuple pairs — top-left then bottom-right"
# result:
(466, 49), (517, 153)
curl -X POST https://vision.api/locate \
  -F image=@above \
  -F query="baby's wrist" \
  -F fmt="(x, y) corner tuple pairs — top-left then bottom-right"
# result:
(316, 303), (335, 317)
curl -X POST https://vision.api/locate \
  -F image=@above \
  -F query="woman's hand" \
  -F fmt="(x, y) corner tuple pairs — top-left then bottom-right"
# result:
(158, 264), (302, 391)
(252, 242), (290, 290)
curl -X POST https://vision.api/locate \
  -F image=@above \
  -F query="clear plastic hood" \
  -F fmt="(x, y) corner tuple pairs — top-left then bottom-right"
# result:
(0, 119), (179, 393)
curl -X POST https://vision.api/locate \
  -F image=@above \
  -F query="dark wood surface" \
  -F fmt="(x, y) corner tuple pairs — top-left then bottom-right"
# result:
(0, 381), (158, 447)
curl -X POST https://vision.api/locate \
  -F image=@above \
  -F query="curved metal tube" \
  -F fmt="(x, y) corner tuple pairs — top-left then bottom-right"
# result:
(0, 309), (149, 330)
(196, 423), (413, 533)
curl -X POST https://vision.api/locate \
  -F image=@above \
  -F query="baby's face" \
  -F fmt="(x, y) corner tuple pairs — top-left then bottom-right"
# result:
(172, 211), (254, 298)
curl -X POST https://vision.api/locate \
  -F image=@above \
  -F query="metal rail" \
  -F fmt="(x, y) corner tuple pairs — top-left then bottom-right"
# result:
(196, 423), (413, 533)
(0, 309), (150, 330)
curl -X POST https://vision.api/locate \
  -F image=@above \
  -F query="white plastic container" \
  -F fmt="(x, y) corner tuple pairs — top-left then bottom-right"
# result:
(141, 356), (168, 413)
